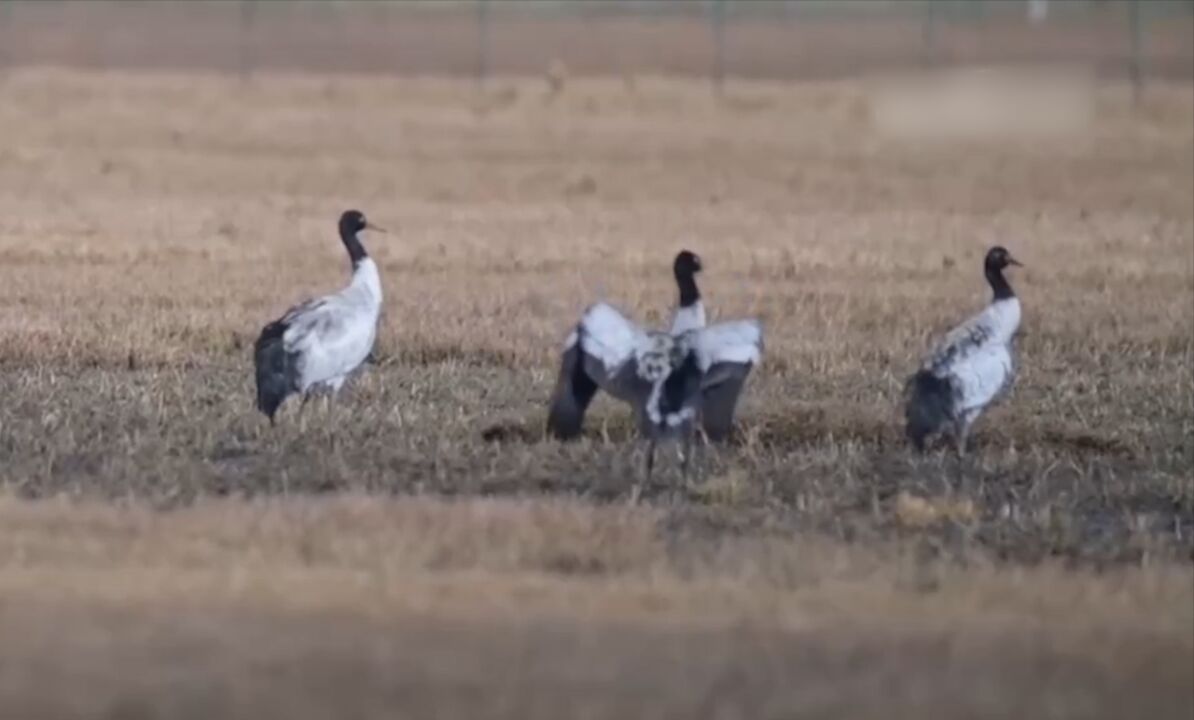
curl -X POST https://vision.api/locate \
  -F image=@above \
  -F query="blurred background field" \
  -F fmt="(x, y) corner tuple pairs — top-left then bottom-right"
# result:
(0, 2), (1191, 719)
(0, 0), (1192, 82)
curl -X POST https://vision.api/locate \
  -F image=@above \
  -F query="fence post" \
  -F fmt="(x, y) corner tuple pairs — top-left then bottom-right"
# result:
(239, 0), (256, 81)
(1128, 0), (1143, 106)
(476, 0), (490, 94)
(0, 1), (8, 74)
(710, 0), (725, 94)
(922, 0), (937, 65)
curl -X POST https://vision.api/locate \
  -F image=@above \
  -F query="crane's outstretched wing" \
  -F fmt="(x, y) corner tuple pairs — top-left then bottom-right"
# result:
(687, 319), (763, 441)
(689, 319), (763, 376)
(546, 342), (599, 440)
(575, 302), (650, 378)
(547, 302), (650, 440)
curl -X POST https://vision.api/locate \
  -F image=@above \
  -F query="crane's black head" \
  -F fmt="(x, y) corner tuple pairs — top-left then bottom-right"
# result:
(984, 246), (1022, 272)
(337, 209), (385, 268)
(674, 250), (702, 278)
(339, 209), (370, 238)
(984, 246), (1022, 300)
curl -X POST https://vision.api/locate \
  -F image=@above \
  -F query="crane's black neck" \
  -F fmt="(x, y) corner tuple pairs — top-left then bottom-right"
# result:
(675, 268), (701, 308)
(986, 264), (1015, 301)
(339, 225), (368, 269)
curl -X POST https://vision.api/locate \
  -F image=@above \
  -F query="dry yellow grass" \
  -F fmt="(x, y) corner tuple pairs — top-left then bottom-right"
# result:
(0, 67), (1190, 718)
(0, 493), (1190, 719)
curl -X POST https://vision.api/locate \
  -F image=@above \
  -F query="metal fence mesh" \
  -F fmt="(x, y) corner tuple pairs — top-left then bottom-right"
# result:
(0, 1), (1190, 89)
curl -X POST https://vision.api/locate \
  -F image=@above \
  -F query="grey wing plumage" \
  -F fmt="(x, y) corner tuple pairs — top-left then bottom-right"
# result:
(282, 295), (378, 388)
(281, 298), (341, 351)
(546, 341), (600, 440)
(907, 299), (1021, 450)
(904, 369), (957, 451)
(689, 319), (763, 441)
(699, 363), (753, 441)
(546, 303), (650, 440)
(925, 319), (993, 375)
(576, 302), (649, 379)
(253, 298), (326, 423)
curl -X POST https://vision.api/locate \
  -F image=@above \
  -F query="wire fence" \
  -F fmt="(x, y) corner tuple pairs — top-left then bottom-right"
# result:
(0, 0), (1191, 96)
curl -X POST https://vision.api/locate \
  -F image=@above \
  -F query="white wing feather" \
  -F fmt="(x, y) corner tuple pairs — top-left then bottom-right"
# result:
(576, 302), (650, 376)
(951, 344), (1014, 413)
(688, 319), (763, 372)
(283, 296), (378, 391)
(926, 299), (1020, 374)
(923, 297), (1020, 414)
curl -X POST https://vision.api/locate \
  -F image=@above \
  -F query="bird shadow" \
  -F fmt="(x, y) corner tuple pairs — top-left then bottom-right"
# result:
(733, 406), (902, 453)
(1035, 428), (1139, 459)
(477, 408), (1142, 463)
(479, 414), (641, 446)
(479, 406), (896, 453)
(479, 419), (544, 445)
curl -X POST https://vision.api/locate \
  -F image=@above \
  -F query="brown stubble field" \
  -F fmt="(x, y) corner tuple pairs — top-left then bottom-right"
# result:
(0, 65), (1191, 718)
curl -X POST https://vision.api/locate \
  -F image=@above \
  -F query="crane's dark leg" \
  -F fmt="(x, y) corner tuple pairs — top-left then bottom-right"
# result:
(325, 392), (337, 451)
(326, 377), (350, 450)
(680, 439), (691, 480)
(954, 411), (977, 457)
(645, 438), (657, 489)
(678, 431), (694, 503)
(298, 393), (312, 432)
(630, 438), (656, 506)
(645, 438), (656, 482)
(628, 478), (642, 506)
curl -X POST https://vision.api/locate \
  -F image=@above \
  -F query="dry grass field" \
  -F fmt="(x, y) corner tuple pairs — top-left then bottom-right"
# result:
(0, 64), (1190, 718)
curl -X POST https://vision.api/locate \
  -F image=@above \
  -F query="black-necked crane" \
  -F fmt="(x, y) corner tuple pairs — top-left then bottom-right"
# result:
(546, 299), (762, 497)
(905, 245), (1024, 454)
(253, 209), (385, 425)
(547, 251), (761, 444)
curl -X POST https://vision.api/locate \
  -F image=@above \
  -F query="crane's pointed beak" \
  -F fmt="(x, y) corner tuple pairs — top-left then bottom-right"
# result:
(1008, 256), (1024, 267)
(366, 222), (388, 234)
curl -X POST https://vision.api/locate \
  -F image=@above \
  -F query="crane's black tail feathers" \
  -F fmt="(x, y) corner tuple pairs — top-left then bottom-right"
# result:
(904, 370), (954, 452)
(546, 336), (599, 441)
(254, 320), (297, 424)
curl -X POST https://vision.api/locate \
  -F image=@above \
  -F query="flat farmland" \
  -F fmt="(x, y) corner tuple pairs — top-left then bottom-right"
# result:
(0, 66), (1190, 718)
